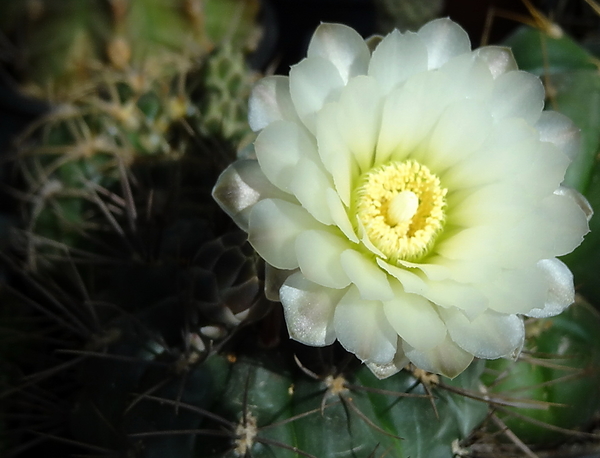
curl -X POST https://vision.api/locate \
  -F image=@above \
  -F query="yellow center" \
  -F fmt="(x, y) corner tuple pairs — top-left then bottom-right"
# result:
(353, 160), (447, 263)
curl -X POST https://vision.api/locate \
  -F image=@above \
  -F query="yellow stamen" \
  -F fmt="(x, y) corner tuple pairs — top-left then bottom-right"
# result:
(353, 160), (447, 263)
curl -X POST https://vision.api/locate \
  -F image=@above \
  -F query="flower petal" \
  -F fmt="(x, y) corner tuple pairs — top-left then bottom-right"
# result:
(307, 23), (370, 83)
(334, 286), (398, 364)
(553, 186), (593, 222)
(326, 188), (359, 243)
(417, 18), (471, 70)
(490, 70), (544, 124)
(248, 198), (320, 269)
(295, 229), (352, 289)
(473, 46), (517, 79)
(376, 70), (451, 163)
(440, 308), (524, 359)
(289, 157), (335, 225)
(280, 272), (345, 346)
(248, 75), (299, 132)
(442, 118), (538, 190)
(340, 249), (394, 301)
(377, 259), (428, 295)
(254, 120), (319, 191)
(336, 75), (382, 172)
(535, 110), (580, 161)
(289, 56), (345, 132)
(402, 334), (474, 379)
(438, 52), (494, 101)
(383, 283), (446, 350)
(526, 258), (574, 318)
(316, 102), (359, 206)
(423, 280), (488, 319)
(368, 30), (428, 95)
(425, 99), (493, 172)
(482, 266), (547, 315)
(366, 343), (409, 379)
(212, 159), (291, 231)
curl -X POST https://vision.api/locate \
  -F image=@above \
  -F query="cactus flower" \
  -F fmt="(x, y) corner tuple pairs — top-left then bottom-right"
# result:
(213, 19), (592, 378)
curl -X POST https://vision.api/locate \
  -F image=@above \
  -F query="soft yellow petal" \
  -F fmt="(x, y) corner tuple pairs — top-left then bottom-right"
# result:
(295, 229), (352, 289)
(368, 30), (428, 94)
(417, 18), (471, 70)
(383, 284), (446, 350)
(340, 249), (393, 301)
(307, 23), (370, 83)
(248, 199), (320, 269)
(334, 286), (398, 365)
(248, 75), (299, 132)
(254, 120), (319, 191)
(336, 75), (382, 172)
(440, 308), (524, 359)
(403, 334), (474, 379)
(280, 272), (346, 346)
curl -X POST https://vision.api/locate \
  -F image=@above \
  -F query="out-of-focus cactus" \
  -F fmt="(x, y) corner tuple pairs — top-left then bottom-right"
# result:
(0, 0), (261, 99)
(12, 44), (255, 264)
(481, 298), (600, 446)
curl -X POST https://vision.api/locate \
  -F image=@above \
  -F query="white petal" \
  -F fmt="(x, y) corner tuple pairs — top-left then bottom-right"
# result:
(316, 102), (359, 206)
(438, 52), (494, 102)
(403, 334), (474, 379)
(334, 286), (397, 364)
(396, 259), (449, 281)
(289, 56), (345, 132)
(248, 198), (320, 270)
(295, 230), (352, 289)
(254, 120), (318, 191)
(526, 258), (574, 318)
(377, 259), (428, 295)
(368, 30), (428, 94)
(448, 182), (527, 228)
(366, 343), (409, 379)
(326, 188), (359, 243)
(248, 75), (299, 132)
(423, 280), (488, 320)
(473, 46), (518, 79)
(425, 99), (493, 172)
(307, 23), (370, 83)
(417, 18), (471, 70)
(440, 308), (524, 359)
(336, 75), (382, 172)
(289, 157), (335, 225)
(435, 226), (499, 261)
(525, 191), (589, 259)
(383, 284), (446, 350)
(482, 266), (547, 315)
(535, 110), (580, 161)
(212, 159), (290, 231)
(514, 142), (571, 200)
(442, 118), (538, 190)
(340, 249), (393, 301)
(376, 70), (450, 164)
(357, 218), (386, 258)
(280, 272), (345, 346)
(490, 70), (544, 124)
(554, 186), (593, 222)
(428, 256), (499, 284)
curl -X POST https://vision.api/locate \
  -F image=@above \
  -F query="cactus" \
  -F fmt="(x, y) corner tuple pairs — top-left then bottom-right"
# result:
(12, 43), (255, 265)
(0, 0), (260, 99)
(481, 298), (600, 446)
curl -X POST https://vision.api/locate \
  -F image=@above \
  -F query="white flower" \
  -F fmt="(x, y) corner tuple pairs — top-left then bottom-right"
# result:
(212, 19), (592, 378)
